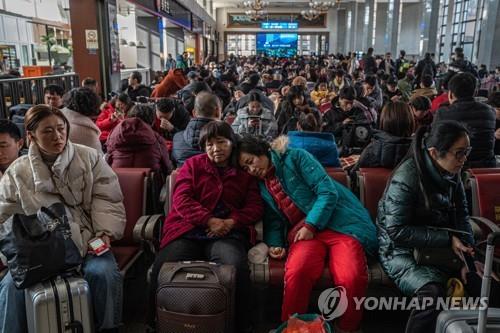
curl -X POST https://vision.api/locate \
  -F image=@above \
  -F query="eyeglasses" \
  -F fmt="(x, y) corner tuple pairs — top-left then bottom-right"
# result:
(450, 146), (472, 160)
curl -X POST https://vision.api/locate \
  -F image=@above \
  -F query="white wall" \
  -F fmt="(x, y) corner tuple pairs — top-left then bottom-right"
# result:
(216, 7), (336, 59)
(118, 13), (138, 68)
(4, 0), (70, 24)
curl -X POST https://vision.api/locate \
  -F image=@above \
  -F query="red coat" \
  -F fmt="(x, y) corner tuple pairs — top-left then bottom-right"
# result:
(431, 92), (449, 113)
(105, 118), (173, 174)
(151, 69), (188, 98)
(160, 153), (264, 249)
(96, 103), (121, 141)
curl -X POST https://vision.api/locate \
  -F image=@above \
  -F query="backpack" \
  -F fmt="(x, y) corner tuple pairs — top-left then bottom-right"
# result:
(422, 61), (435, 78)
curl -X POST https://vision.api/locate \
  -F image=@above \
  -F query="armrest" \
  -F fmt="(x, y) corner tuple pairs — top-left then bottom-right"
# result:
(255, 220), (263, 242)
(469, 216), (500, 265)
(133, 214), (164, 252)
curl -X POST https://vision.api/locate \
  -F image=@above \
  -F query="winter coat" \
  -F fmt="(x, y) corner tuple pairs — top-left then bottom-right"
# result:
(96, 103), (122, 142)
(151, 69), (188, 98)
(61, 107), (103, 154)
(127, 84), (151, 102)
(377, 152), (474, 296)
(310, 90), (336, 106)
(236, 88), (275, 112)
(431, 92), (449, 113)
(414, 112), (434, 131)
(106, 118), (173, 174)
(322, 99), (375, 143)
(0, 142), (125, 256)
(276, 101), (320, 135)
(363, 55), (377, 75)
(172, 117), (213, 166)
(352, 130), (412, 172)
(231, 107), (278, 140)
(434, 97), (496, 168)
(287, 131), (340, 167)
(411, 87), (437, 101)
(159, 153), (263, 248)
(152, 101), (191, 140)
(260, 137), (377, 255)
(365, 85), (384, 111)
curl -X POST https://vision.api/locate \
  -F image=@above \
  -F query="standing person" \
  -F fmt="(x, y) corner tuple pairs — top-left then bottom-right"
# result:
(237, 135), (377, 333)
(379, 52), (396, 77)
(0, 105), (125, 333)
(363, 47), (377, 76)
(126, 71), (151, 102)
(395, 50), (410, 79)
(414, 53), (437, 84)
(378, 121), (475, 333)
(152, 121), (263, 333)
(165, 54), (176, 71)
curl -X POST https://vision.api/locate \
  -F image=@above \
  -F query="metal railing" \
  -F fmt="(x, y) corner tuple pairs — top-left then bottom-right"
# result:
(0, 73), (80, 119)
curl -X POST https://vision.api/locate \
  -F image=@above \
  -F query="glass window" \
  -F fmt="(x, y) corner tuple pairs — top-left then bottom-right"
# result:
(463, 43), (473, 59)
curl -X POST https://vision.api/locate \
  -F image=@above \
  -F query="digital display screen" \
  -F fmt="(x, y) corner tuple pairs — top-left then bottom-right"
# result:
(261, 22), (298, 30)
(256, 33), (298, 58)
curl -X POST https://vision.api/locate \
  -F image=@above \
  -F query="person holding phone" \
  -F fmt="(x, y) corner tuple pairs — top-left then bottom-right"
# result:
(377, 121), (476, 333)
(0, 105), (126, 332)
(231, 92), (278, 141)
(96, 93), (133, 145)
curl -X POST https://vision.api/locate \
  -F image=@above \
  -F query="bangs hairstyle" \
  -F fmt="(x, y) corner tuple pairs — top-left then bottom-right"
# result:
(25, 104), (70, 137)
(199, 121), (237, 150)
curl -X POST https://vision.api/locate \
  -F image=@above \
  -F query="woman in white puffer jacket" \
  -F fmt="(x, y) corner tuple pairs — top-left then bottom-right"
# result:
(0, 105), (126, 333)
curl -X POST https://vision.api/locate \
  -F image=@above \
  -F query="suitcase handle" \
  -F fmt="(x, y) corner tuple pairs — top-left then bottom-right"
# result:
(487, 231), (500, 246)
(165, 263), (221, 284)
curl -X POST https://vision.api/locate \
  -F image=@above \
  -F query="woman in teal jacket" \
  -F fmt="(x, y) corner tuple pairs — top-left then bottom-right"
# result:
(237, 135), (377, 333)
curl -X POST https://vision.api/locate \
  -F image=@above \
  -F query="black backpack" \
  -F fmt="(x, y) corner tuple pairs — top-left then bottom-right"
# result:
(422, 61), (435, 78)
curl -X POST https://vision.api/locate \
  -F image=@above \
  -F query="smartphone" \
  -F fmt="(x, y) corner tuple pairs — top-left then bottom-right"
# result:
(88, 237), (110, 256)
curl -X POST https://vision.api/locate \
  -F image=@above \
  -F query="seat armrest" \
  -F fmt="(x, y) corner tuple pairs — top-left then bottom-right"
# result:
(133, 214), (164, 252)
(469, 216), (500, 266)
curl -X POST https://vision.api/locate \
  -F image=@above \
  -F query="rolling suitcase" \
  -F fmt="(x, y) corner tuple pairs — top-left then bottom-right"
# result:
(156, 261), (236, 333)
(25, 275), (93, 333)
(436, 231), (500, 333)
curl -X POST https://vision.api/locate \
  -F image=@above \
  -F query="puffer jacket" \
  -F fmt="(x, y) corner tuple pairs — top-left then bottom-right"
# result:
(172, 117), (213, 166)
(287, 131), (340, 167)
(231, 106), (278, 140)
(0, 142), (125, 256)
(106, 118), (173, 174)
(260, 137), (377, 255)
(377, 147), (474, 296)
(434, 97), (496, 168)
(352, 130), (412, 171)
(61, 107), (103, 154)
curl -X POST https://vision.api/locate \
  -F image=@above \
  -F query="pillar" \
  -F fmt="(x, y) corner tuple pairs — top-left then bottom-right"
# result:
(419, 0), (440, 56)
(363, 0), (375, 51)
(477, 0), (500, 68)
(384, 0), (402, 55)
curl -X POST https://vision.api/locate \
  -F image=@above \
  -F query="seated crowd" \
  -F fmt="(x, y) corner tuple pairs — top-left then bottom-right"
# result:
(0, 47), (499, 333)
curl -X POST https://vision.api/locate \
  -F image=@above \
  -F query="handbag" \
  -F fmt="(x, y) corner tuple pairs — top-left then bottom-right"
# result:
(0, 202), (82, 289)
(413, 247), (463, 272)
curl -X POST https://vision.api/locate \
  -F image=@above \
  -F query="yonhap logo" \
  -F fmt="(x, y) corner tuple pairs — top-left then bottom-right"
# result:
(318, 286), (348, 320)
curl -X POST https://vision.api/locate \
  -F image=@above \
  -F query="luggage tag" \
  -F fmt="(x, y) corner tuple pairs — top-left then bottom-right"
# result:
(88, 237), (110, 256)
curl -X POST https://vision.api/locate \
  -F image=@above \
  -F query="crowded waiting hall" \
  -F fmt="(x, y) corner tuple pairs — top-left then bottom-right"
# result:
(0, 0), (500, 332)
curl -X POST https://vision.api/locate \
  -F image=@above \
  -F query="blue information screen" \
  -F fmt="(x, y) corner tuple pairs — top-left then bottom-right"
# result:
(261, 22), (299, 30)
(256, 33), (298, 58)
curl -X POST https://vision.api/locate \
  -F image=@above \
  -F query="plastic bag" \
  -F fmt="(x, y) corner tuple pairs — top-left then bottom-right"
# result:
(282, 316), (327, 333)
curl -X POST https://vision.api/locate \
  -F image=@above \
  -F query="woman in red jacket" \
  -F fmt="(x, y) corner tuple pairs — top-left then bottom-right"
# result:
(151, 121), (263, 333)
(96, 93), (133, 144)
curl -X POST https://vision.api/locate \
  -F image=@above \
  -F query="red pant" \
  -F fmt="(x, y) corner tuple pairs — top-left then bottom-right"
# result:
(282, 230), (368, 331)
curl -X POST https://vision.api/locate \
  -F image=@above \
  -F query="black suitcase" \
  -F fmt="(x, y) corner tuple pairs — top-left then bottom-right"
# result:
(156, 261), (236, 333)
(436, 231), (500, 333)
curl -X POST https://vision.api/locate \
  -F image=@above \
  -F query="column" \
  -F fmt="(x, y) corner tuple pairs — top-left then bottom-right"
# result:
(442, 0), (455, 62)
(384, 0), (402, 55)
(477, 0), (500, 68)
(363, 0), (375, 51)
(69, 0), (121, 97)
(348, 2), (359, 53)
(419, 0), (440, 56)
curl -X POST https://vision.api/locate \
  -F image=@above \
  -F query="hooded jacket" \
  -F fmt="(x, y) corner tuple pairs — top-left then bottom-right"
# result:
(106, 118), (173, 174)
(172, 117), (213, 166)
(151, 69), (188, 98)
(287, 131), (340, 167)
(61, 107), (103, 154)
(0, 142), (125, 256)
(260, 137), (378, 255)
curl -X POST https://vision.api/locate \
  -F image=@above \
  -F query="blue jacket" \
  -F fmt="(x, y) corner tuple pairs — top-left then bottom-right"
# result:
(260, 144), (378, 255)
(287, 131), (341, 167)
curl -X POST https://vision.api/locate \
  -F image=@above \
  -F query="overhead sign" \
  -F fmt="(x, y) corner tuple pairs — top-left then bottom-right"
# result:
(157, 0), (171, 15)
(261, 22), (298, 30)
(85, 29), (98, 50)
